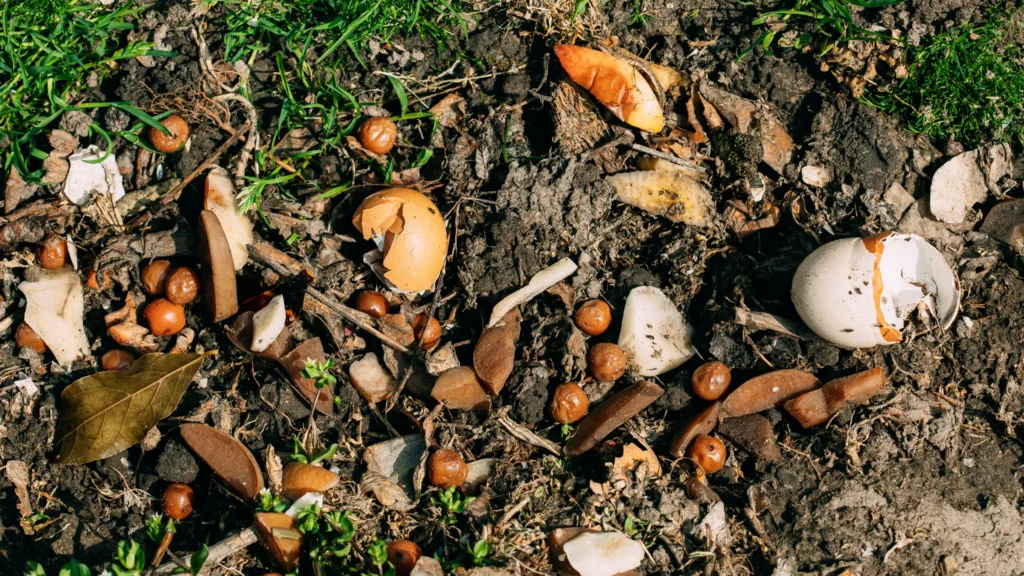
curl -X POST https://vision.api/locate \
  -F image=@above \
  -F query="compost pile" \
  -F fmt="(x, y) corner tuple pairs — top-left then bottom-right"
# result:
(1, 1), (1023, 576)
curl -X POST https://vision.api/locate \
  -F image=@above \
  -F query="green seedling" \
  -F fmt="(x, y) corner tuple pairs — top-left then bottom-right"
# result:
(431, 486), (475, 525)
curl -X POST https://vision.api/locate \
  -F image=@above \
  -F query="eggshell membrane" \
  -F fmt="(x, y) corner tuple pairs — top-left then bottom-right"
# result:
(352, 188), (447, 292)
(554, 44), (664, 133)
(792, 233), (960, 348)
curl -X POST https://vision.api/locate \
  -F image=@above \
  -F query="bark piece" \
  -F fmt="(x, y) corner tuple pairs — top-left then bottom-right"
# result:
(180, 423), (264, 500)
(564, 381), (664, 457)
(669, 402), (721, 458)
(431, 367), (491, 411)
(721, 370), (821, 418)
(473, 309), (520, 395)
(718, 414), (781, 461)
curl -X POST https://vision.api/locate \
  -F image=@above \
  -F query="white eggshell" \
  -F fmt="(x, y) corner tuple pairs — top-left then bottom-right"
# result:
(563, 531), (645, 576)
(792, 233), (960, 348)
(251, 295), (286, 353)
(618, 286), (695, 376)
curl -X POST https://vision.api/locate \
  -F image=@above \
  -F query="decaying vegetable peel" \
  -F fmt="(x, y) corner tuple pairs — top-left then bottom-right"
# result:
(20, 269), (90, 365)
(554, 44), (665, 133)
(606, 168), (714, 227)
(204, 167), (253, 272)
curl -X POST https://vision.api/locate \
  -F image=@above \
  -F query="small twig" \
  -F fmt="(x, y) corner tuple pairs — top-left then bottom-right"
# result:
(497, 415), (562, 456)
(153, 527), (257, 575)
(385, 277), (445, 413)
(161, 122), (250, 205)
(212, 94), (259, 186)
(304, 288), (409, 353)
(630, 143), (707, 173)
(732, 307), (831, 345)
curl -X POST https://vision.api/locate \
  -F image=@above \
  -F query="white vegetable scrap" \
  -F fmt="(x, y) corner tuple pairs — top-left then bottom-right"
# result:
(487, 258), (577, 327)
(63, 145), (126, 206)
(618, 286), (695, 376)
(251, 295), (286, 353)
(562, 531), (645, 576)
(349, 353), (397, 403)
(606, 169), (713, 227)
(19, 269), (90, 365)
(205, 166), (253, 271)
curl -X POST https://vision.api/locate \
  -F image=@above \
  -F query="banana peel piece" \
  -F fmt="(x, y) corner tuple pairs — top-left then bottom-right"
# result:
(554, 44), (664, 133)
(606, 169), (714, 227)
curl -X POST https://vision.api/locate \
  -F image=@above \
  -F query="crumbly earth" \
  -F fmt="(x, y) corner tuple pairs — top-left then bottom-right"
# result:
(1, 0), (1022, 575)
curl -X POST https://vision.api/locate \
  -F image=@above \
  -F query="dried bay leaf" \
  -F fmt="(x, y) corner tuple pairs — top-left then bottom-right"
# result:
(55, 352), (215, 465)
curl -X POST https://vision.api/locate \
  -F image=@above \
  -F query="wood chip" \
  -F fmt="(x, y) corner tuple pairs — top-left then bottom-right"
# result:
(564, 381), (664, 457)
(473, 309), (520, 395)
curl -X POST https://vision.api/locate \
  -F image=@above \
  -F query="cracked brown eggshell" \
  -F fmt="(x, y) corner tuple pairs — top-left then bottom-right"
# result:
(352, 188), (447, 292)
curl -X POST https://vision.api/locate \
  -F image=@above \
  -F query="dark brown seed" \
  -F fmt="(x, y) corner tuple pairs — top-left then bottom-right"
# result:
(100, 349), (136, 371)
(550, 382), (589, 424)
(574, 299), (612, 336)
(587, 343), (627, 382)
(15, 322), (47, 354)
(721, 369), (821, 418)
(355, 290), (389, 318)
(692, 361), (731, 401)
(564, 381), (664, 457)
(427, 448), (467, 489)
(165, 266), (200, 305)
(412, 313), (442, 350)
(359, 117), (398, 155)
(162, 483), (194, 520)
(37, 235), (68, 270)
(688, 435), (726, 474)
(179, 423), (264, 500)
(142, 260), (173, 295)
(144, 298), (186, 337)
(669, 401), (721, 458)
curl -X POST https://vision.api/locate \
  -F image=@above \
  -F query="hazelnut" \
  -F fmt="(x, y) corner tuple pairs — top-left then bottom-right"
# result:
(359, 117), (398, 155)
(37, 234), (67, 270)
(165, 266), (200, 305)
(355, 290), (388, 318)
(575, 299), (612, 336)
(162, 483), (194, 520)
(101, 349), (136, 371)
(550, 382), (589, 424)
(427, 448), (467, 489)
(412, 313), (441, 350)
(688, 435), (726, 474)
(142, 260), (173, 295)
(587, 343), (627, 382)
(386, 539), (422, 576)
(692, 361), (731, 401)
(144, 298), (186, 336)
(15, 323), (47, 354)
(148, 114), (190, 154)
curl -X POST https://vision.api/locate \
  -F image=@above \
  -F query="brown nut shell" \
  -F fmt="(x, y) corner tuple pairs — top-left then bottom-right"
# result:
(180, 423), (264, 500)
(359, 117), (398, 155)
(688, 435), (726, 474)
(281, 462), (340, 501)
(427, 448), (467, 489)
(692, 361), (731, 401)
(575, 299), (612, 336)
(148, 114), (190, 154)
(550, 382), (589, 424)
(587, 343), (628, 382)
(564, 380), (663, 457)
(162, 483), (194, 520)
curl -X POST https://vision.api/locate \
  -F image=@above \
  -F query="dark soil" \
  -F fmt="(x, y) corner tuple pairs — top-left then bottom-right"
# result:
(2, 0), (1023, 575)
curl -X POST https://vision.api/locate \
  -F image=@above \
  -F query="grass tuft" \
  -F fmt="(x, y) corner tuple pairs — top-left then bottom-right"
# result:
(864, 11), (1024, 147)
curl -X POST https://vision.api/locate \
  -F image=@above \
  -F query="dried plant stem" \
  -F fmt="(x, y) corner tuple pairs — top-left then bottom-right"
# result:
(161, 122), (250, 205)
(153, 527), (257, 575)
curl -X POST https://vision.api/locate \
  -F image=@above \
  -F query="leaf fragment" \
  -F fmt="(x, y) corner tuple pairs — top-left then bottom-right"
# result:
(55, 352), (215, 465)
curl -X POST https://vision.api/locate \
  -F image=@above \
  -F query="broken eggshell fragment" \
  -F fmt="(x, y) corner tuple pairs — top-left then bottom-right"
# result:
(791, 233), (960, 348)
(204, 166), (253, 272)
(352, 188), (448, 292)
(19, 268), (90, 365)
(349, 352), (397, 403)
(555, 529), (646, 576)
(618, 286), (695, 376)
(554, 44), (664, 133)
(251, 295), (286, 353)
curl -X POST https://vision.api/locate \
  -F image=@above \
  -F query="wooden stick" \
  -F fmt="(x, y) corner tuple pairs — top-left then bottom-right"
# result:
(630, 143), (706, 173)
(161, 121), (251, 205)
(153, 527), (257, 575)
(303, 288), (410, 353)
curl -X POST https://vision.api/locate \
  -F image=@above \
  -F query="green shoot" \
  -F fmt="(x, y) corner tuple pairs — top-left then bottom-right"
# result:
(111, 540), (144, 576)
(431, 486), (475, 525)
(257, 488), (289, 513)
(302, 359), (337, 389)
(468, 539), (492, 566)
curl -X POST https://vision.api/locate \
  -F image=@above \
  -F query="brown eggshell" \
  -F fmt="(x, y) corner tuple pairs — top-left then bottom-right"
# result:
(352, 188), (447, 292)
(198, 210), (239, 322)
(721, 369), (822, 418)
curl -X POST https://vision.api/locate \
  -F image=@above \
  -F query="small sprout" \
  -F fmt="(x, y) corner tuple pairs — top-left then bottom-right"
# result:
(112, 540), (145, 576)
(302, 359), (337, 389)
(431, 486), (475, 525)
(368, 539), (389, 567)
(468, 539), (491, 566)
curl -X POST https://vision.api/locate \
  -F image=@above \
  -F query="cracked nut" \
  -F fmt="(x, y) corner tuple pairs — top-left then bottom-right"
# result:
(588, 343), (627, 382)
(550, 382), (589, 424)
